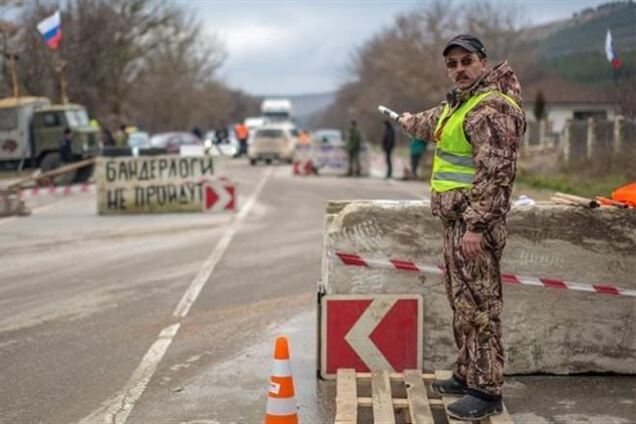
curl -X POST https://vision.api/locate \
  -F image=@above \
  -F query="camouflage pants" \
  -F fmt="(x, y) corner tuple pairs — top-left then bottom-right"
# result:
(441, 217), (506, 397)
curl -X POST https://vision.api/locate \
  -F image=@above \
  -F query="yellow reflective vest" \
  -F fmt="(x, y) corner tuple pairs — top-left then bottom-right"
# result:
(431, 90), (519, 193)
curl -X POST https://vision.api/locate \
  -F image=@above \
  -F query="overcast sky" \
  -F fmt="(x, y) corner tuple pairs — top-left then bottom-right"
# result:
(192, 0), (611, 96)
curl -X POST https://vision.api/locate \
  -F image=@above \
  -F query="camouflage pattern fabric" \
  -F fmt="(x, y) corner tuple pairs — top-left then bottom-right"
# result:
(404, 61), (526, 397)
(442, 216), (507, 396)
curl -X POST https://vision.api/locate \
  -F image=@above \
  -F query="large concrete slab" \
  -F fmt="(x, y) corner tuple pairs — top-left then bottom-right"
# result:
(322, 200), (636, 374)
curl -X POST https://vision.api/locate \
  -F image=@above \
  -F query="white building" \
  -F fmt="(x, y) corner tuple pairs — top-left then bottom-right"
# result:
(523, 78), (619, 133)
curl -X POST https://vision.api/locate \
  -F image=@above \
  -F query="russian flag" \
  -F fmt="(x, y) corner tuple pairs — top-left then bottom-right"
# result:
(37, 10), (62, 50)
(605, 29), (622, 70)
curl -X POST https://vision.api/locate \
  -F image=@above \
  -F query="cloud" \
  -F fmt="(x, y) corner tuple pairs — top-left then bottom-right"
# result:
(192, 0), (609, 95)
(218, 24), (290, 55)
(194, 1), (412, 95)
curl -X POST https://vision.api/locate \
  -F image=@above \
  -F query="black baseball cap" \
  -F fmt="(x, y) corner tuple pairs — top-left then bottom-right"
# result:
(443, 34), (487, 58)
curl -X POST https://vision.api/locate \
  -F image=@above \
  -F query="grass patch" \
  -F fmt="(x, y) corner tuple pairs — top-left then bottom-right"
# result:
(516, 171), (631, 198)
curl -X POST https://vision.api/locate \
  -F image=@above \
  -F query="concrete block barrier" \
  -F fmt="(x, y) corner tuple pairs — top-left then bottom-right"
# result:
(321, 200), (636, 374)
(0, 190), (28, 216)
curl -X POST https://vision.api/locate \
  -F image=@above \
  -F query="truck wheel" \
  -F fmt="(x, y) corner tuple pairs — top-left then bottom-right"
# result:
(40, 153), (76, 186)
(265, 158), (272, 165)
(250, 159), (257, 166)
(74, 163), (94, 183)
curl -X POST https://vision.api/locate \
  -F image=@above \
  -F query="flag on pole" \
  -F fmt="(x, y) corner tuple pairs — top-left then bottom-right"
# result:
(605, 29), (622, 70)
(36, 10), (62, 50)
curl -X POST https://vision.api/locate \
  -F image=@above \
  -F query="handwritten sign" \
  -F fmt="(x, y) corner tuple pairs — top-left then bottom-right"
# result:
(95, 155), (215, 214)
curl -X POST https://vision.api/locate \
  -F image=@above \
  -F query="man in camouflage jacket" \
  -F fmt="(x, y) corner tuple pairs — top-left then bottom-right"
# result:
(399, 34), (526, 420)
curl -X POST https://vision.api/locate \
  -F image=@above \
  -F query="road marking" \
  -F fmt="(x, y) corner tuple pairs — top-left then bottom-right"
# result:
(78, 324), (181, 424)
(79, 167), (273, 424)
(173, 167), (271, 318)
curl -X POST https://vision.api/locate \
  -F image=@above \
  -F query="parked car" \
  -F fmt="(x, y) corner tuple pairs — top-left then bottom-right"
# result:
(312, 128), (344, 146)
(149, 132), (202, 154)
(127, 131), (150, 148)
(248, 126), (296, 165)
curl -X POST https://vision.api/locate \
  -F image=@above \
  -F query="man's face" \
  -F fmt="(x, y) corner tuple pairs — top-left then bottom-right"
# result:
(445, 47), (487, 90)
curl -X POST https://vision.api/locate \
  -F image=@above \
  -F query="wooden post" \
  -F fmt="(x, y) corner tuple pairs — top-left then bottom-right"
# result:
(539, 119), (547, 148)
(586, 117), (595, 159)
(524, 122), (531, 149)
(613, 115), (624, 156)
(562, 119), (571, 163)
(5, 157), (96, 190)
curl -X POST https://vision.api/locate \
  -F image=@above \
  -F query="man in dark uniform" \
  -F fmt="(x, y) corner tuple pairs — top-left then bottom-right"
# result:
(346, 120), (362, 176)
(59, 128), (73, 164)
(399, 34), (526, 420)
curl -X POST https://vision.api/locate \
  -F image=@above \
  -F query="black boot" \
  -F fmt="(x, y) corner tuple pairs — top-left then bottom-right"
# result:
(431, 375), (468, 395)
(446, 393), (503, 421)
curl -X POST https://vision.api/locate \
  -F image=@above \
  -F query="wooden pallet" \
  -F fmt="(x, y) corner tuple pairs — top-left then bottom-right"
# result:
(335, 369), (513, 424)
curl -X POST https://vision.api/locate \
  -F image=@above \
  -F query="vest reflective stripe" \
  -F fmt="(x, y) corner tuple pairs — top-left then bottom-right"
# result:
(431, 90), (519, 192)
(436, 148), (474, 167)
(432, 171), (475, 184)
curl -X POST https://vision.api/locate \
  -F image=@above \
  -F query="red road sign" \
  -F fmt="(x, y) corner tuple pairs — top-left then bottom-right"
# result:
(320, 294), (422, 378)
(203, 181), (236, 212)
(292, 160), (314, 176)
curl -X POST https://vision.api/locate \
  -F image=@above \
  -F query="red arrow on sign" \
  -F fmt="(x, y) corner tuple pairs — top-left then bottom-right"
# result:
(205, 185), (219, 209)
(203, 181), (236, 212)
(320, 295), (422, 378)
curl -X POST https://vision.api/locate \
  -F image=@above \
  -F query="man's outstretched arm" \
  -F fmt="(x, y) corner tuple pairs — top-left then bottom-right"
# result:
(399, 105), (444, 142)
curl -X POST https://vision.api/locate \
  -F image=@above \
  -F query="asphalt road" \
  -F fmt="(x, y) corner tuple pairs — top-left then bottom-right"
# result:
(1, 159), (634, 424)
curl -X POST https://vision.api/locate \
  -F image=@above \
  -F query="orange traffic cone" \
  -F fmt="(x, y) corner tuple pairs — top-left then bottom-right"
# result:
(265, 336), (299, 424)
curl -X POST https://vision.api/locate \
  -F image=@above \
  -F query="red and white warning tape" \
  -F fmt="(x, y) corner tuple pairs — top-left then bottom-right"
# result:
(19, 183), (95, 198)
(334, 252), (636, 298)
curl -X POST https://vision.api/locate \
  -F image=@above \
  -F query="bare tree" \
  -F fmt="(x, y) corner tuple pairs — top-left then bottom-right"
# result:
(319, 1), (525, 144)
(4, 1), (257, 132)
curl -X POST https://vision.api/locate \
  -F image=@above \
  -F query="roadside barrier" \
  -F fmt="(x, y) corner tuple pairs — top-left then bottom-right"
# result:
(265, 336), (299, 424)
(334, 252), (636, 298)
(19, 182), (95, 198)
(292, 160), (315, 176)
(200, 178), (236, 213)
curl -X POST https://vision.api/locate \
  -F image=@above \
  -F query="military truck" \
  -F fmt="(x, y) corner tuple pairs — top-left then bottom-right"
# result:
(0, 96), (99, 181)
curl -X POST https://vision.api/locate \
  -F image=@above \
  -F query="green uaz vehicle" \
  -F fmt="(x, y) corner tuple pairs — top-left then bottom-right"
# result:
(0, 96), (99, 182)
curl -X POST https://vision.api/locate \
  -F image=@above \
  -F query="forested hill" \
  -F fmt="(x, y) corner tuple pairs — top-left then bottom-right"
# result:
(523, 2), (635, 85)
